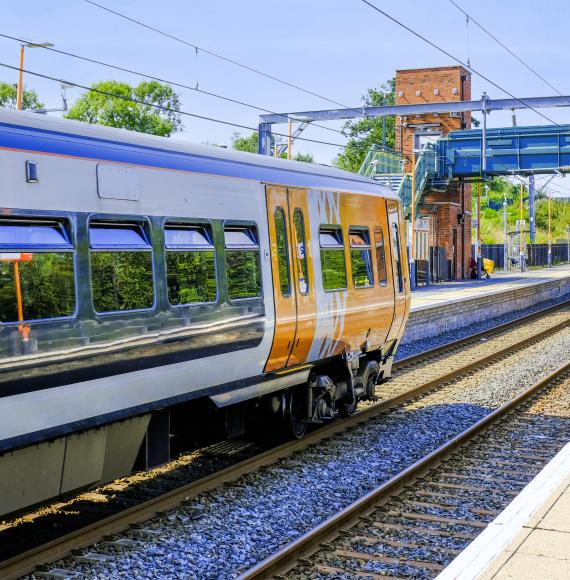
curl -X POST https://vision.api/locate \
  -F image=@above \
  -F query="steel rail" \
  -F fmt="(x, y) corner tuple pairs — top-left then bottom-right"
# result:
(1, 302), (568, 579)
(393, 298), (570, 371)
(239, 360), (570, 579)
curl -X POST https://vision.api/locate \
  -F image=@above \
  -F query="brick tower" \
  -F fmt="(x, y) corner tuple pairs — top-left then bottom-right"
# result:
(395, 65), (472, 280)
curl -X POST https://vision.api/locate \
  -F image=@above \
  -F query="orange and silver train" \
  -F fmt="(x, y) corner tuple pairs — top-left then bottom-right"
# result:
(0, 109), (410, 515)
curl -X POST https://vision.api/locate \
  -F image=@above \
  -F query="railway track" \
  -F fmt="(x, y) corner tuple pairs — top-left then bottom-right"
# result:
(240, 361), (570, 579)
(1, 300), (568, 579)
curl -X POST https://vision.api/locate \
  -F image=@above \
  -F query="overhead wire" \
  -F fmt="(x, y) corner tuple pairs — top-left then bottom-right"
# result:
(82, 0), (367, 120)
(357, 0), (564, 128)
(0, 61), (349, 150)
(447, 0), (569, 101)
(0, 32), (346, 139)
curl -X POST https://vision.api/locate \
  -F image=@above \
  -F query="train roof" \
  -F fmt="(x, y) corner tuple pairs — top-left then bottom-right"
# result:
(0, 109), (399, 199)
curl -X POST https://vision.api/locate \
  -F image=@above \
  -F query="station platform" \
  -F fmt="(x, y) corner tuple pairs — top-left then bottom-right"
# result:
(438, 441), (570, 580)
(402, 264), (570, 344)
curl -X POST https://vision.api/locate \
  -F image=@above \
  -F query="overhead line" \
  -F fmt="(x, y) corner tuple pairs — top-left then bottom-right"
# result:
(83, 0), (366, 119)
(0, 32), (345, 138)
(0, 62), (348, 150)
(447, 0), (568, 100)
(358, 0), (563, 128)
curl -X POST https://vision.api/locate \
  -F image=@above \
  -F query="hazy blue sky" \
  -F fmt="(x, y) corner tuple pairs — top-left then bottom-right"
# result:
(2, 0), (570, 196)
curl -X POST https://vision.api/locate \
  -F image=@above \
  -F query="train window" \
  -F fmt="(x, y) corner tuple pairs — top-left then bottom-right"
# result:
(274, 207), (291, 297)
(89, 222), (154, 313)
(349, 228), (374, 289)
(293, 209), (309, 295)
(374, 226), (388, 286)
(319, 226), (347, 292)
(391, 222), (404, 293)
(224, 225), (261, 300)
(0, 220), (75, 323)
(165, 224), (217, 305)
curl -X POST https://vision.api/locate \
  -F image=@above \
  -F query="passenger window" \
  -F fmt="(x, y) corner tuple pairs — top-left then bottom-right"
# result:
(319, 227), (347, 291)
(165, 224), (217, 305)
(391, 222), (404, 293)
(0, 220), (75, 322)
(293, 209), (309, 295)
(89, 222), (154, 313)
(224, 225), (261, 300)
(274, 208), (291, 297)
(374, 226), (388, 286)
(349, 228), (374, 288)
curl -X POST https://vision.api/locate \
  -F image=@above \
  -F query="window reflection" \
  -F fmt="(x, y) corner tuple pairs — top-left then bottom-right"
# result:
(166, 251), (216, 305)
(0, 253), (75, 322)
(319, 227), (347, 291)
(349, 229), (373, 288)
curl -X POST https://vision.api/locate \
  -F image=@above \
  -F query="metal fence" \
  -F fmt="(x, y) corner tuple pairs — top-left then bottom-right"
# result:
(477, 243), (570, 269)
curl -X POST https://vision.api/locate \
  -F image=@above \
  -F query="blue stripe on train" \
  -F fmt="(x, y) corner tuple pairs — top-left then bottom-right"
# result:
(0, 121), (380, 194)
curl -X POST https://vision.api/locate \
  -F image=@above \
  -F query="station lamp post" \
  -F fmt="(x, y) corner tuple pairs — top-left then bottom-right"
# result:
(16, 41), (54, 110)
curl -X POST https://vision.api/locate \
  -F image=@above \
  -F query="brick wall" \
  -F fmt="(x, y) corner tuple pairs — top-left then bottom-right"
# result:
(395, 65), (472, 279)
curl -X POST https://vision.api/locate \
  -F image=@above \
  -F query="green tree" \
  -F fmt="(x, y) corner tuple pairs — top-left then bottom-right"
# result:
(231, 131), (259, 153)
(231, 131), (313, 162)
(65, 80), (182, 136)
(0, 81), (43, 110)
(334, 78), (396, 173)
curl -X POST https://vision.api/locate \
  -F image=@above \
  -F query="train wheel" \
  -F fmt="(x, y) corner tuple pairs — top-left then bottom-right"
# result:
(339, 398), (358, 417)
(281, 389), (307, 439)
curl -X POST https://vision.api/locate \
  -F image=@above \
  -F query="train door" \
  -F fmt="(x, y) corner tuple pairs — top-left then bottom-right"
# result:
(386, 199), (409, 341)
(286, 188), (316, 367)
(265, 186), (297, 372)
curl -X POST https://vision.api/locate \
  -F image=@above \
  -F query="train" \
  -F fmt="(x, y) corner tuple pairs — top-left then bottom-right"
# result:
(0, 109), (410, 516)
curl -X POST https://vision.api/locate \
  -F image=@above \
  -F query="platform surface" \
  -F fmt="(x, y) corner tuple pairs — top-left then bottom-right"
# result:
(411, 264), (570, 312)
(480, 472), (570, 579)
(437, 440), (570, 580)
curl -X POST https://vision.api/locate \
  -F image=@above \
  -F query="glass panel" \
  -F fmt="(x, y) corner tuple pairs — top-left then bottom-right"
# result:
(351, 247), (374, 288)
(274, 207), (290, 297)
(319, 229), (343, 248)
(391, 223), (403, 293)
(0, 253), (75, 322)
(226, 250), (261, 299)
(166, 251), (216, 304)
(90, 225), (149, 249)
(321, 249), (347, 291)
(293, 209), (309, 295)
(0, 222), (70, 248)
(374, 226), (388, 286)
(91, 252), (154, 312)
(349, 231), (370, 248)
(165, 227), (212, 249)
(225, 228), (258, 248)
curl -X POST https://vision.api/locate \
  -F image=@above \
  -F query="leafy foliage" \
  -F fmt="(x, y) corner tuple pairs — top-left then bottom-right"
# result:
(474, 177), (570, 243)
(225, 250), (261, 299)
(231, 131), (314, 162)
(166, 251), (217, 304)
(0, 253), (74, 322)
(65, 80), (183, 136)
(334, 79), (396, 173)
(91, 251), (154, 312)
(0, 81), (43, 110)
(320, 249), (347, 291)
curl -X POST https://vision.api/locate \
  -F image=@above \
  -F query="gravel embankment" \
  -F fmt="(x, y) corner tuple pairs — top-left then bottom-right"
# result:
(51, 326), (570, 579)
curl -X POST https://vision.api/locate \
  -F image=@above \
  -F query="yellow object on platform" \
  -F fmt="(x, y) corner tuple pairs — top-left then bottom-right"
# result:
(483, 258), (495, 273)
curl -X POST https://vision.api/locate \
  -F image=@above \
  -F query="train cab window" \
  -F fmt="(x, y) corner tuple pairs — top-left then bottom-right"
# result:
(165, 224), (217, 305)
(349, 228), (374, 288)
(319, 226), (347, 292)
(391, 222), (404, 293)
(89, 222), (154, 313)
(293, 209), (309, 295)
(274, 208), (291, 297)
(374, 226), (388, 286)
(224, 225), (261, 300)
(0, 220), (75, 322)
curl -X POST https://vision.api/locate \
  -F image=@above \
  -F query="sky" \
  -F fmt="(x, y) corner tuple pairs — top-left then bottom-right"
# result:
(2, 0), (570, 197)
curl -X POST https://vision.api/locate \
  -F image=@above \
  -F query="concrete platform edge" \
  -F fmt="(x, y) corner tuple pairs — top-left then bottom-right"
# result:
(436, 440), (570, 580)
